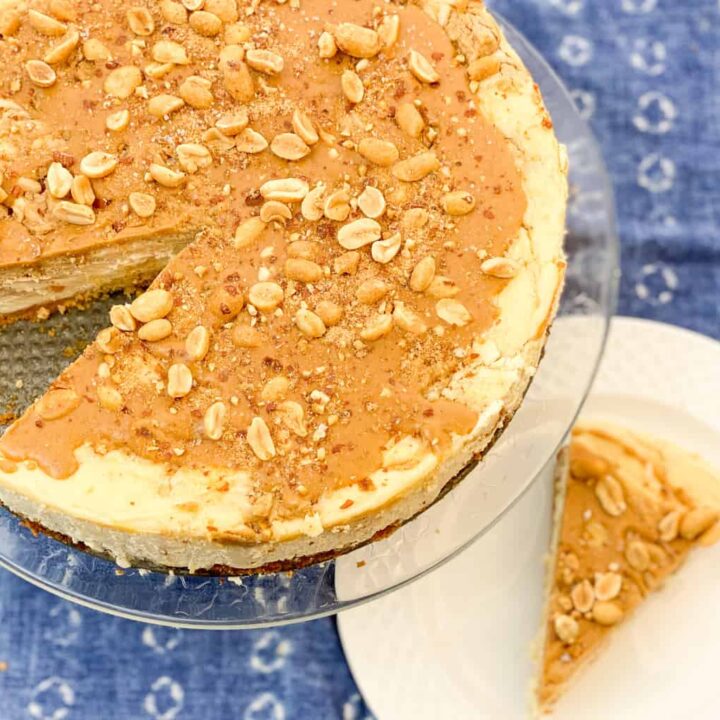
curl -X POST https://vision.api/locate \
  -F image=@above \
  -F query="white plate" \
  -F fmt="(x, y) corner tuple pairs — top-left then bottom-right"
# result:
(338, 317), (720, 720)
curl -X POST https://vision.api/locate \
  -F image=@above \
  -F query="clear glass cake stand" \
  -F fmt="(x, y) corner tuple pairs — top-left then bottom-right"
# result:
(0, 20), (618, 629)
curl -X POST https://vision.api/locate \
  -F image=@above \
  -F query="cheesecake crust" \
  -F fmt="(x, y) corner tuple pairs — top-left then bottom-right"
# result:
(0, 0), (567, 572)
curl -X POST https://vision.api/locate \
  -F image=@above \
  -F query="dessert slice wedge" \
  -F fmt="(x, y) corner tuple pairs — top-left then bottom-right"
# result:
(536, 421), (720, 712)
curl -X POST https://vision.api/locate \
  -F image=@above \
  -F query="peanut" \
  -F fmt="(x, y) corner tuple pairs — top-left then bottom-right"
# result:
(341, 70), (364, 104)
(337, 218), (381, 250)
(395, 102), (424, 139)
(104, 65), (142, 99)
(408, 49), (440, 84)
(46, 162), (73, 199)
(356, 278), (389, 304)
(592, 602), (623, 627)
(436, 298), (472, 327)
(357, 186), (386, 219)
(247, 416), (276, 460)
(152, 40), (189, 64)
(203, 401), (227, 440)
(106, 109), (130, 132)
(318, 31), (337, 59)
(358, 138), (399, 167)
(270, 133), (311, 161)
(315, 300), (343, 327)
(409, 256), (436, 292)
(468, 56), (501, 82)
(393, 302), (427, 335)
(83, 38), (111, 61)
(130, 289), (174, 323)
(110, 305), (137, 332)
(189, 10), (222, 36)
(285, 258), (322, 283)
(246, 49), (284, 75)
(360, 314), (393, 341)
(138, 318), (172, 342)
(260, 178), (309, 203)
(371, 232), (401, 264)
(332, 23), (382, 58)
(324, 190), (351, 222)
(185, 325), (210, 361)
(25, 60), (57, 88)
(28, 9), (67, 36)
(179, 76), (214, 109)
(167, 363), (193, 398)
(52, 200), (95, 225)
(127, 7), (154, 35)
(220, 46), (254, 102)
(70, 175), (95, 206)
(248, 282), (284, 312)
(36, 388), (80, 420)
(233, 217), (266, 248)
(128, 191), (156, 218)
(680, 507), (718, 540)
(392, 151), (440, 182)
(292, 110), (319, 146)
(148, 94), (185, 118)
(442, 191), (476, 216)
(44, 27), (80, 65)
(295, 309), (326, 338)
(235, 128), (268, 154)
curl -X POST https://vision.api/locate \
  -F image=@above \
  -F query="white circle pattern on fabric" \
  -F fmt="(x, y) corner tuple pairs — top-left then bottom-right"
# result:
(244, 692), (286, 720)
(250, 631), (293, 673)
(143, 676), (185, 720)
(621, 0), (658, 13)
(44, 604), (82, 647)
(635, 263), (679, 306)
(141, 626), (183, 655)
(628, 37), (667, 76)
(558, 35), (594, 66)
(548, 0), (584, 15)
(27, 678), (75, 720)
(637, 153), (676, 193)
(569, 89), (596, 120)
(633, 91), (677, 134)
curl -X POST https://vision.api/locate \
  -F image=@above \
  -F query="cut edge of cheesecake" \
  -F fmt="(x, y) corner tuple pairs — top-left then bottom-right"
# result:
(0, 229), (197, 323)
(0, 0), (567, 574)
(533, 420), (720, 714)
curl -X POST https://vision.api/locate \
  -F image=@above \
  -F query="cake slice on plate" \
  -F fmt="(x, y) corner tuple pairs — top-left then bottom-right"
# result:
(536, 421), (720, 712)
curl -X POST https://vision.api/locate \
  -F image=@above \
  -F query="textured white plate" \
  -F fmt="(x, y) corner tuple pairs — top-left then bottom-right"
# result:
(338, 317), (720, 720)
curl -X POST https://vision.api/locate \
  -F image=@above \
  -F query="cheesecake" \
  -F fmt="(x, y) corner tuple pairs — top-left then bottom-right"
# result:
(0, 0), (567, 572)
(536, 422), (720, 712)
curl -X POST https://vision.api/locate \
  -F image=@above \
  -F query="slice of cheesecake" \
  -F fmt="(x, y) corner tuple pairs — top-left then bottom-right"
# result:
(536, 421), (720, 712)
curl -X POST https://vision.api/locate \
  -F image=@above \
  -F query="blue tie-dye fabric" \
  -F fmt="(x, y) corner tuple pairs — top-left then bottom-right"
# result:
(1, 1), (718, 718)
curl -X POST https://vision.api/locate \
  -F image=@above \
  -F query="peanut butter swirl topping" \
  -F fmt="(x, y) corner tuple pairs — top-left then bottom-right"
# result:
(0, 0), (532, 529)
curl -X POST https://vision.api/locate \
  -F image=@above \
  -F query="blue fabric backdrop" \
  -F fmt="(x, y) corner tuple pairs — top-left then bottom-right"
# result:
(1, 1), (718, 718)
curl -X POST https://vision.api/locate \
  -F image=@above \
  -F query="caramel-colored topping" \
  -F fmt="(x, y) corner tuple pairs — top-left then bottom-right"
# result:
(538, 425), (720, 711)
(1, 0), (524, 525)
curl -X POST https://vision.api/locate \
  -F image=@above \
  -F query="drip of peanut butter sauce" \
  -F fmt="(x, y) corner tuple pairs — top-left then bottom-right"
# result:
(1, 0), (525, 518)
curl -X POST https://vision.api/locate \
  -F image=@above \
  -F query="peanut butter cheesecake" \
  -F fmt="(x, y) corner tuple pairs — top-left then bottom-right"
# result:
(537, 422), (720, 712)
(0, 0), (567, 572)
